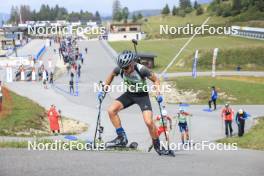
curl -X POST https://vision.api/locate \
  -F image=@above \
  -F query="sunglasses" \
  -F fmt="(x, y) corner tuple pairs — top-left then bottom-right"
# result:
(122, 65), (130, 71)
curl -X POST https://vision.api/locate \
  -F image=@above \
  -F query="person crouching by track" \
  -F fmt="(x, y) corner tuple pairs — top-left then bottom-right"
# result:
(177, 107), (192, 145)
(235, 109), (249, 137)
(98, 50), (174, 156)
(221, 104), (234, 137)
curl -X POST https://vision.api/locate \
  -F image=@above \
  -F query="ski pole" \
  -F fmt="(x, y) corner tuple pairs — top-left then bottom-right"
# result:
(93, 81), (106, 147)
(148, 144), (153, 152)
(172, 114), (178, 144)
(221, 118), (224, 136)
(59, 110), (63, 133)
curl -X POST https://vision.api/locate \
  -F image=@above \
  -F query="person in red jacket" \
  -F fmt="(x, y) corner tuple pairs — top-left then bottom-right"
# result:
(221, 104), (234, 137)
(47, 105), (61, 135)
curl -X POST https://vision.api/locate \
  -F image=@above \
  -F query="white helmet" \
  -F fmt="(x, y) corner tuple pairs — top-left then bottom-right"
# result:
(161, 109), (168, 116)
(179, 107), (184, 112)
(238, 109), (243, 114)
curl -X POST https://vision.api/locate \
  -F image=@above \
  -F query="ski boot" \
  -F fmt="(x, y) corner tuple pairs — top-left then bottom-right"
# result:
(153, 138), (175, 157)
(105, 132), (128, 148)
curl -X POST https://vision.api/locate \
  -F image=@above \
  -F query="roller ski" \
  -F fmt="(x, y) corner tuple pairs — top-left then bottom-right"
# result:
(105, 133), (138, 150)
(152, 138), (175, 157)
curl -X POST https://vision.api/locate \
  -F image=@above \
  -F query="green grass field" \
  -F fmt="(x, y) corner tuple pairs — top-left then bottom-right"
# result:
(141, 11), (231, 39)
(109, 9), (264, 72)
(217, 117), (264, 150)
(176, 46), (264, 71)
(141, 5), (264, 39)
(170, 76), (264, 104)
(109, 36), (264, 72)
(0, 88), (48, 136)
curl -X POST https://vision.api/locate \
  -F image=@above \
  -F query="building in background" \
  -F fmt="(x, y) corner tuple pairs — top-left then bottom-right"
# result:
(231, 26), (264, 40)
(104, 23), (146, 41)
(137, 52), (157, 69)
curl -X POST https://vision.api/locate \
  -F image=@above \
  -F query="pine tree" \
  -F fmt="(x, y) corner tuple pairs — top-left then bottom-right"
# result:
(194, 1), (199, 9)
(95, 11), (101, 23)
(9, 6), (19, 24)
(180, 0), (192, 9)
(132, 13), (137, 22)
(122, 7), (129, 23)
(172, 5), (177, 16)
(112, 0), (122, 21)
(187, 0), (192, 8)
(137, 13), (143, 20)
(161, 4), (170, 15)
(20, 5), (31, 22)
(232, 0), (242, 11)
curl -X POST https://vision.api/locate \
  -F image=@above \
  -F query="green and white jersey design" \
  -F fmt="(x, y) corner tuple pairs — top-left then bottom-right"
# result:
(114, 64), (152, 93)
(177, 113), (188, 123)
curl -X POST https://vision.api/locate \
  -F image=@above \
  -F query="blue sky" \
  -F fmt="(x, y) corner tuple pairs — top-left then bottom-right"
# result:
(0, 0), (183, 16)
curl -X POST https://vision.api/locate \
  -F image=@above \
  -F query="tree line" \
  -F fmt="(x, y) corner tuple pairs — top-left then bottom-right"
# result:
(112, 0), (143, 23)
(9, 4), (101, 24)
(208, 0), (264, 17)
(161, 0), (204, 17)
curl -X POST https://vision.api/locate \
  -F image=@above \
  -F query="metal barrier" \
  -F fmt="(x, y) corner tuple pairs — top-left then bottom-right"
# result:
(34, 45), (46, 61)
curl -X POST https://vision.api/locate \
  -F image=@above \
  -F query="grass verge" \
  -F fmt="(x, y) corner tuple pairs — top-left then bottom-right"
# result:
(170, 76), (264, 104)
(0, 87), (88, 136)
(0, 87), (48, 136)
(0, 139), (54, 148)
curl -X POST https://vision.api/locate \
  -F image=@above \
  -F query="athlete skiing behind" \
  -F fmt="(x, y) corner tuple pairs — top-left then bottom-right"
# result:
(177, 107), (192, 145)
(156, 109), (172, 138)
(148, 109), (172, 152)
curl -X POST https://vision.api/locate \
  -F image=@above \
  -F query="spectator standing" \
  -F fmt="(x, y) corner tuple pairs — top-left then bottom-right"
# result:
(69, 79), (74, 95)
(47, 105), (61, 135)
(77, 64), (81, 78)
(50, 72), (54, 84)
(221, 104), (234, 137)
(208, 86), (218, 110)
